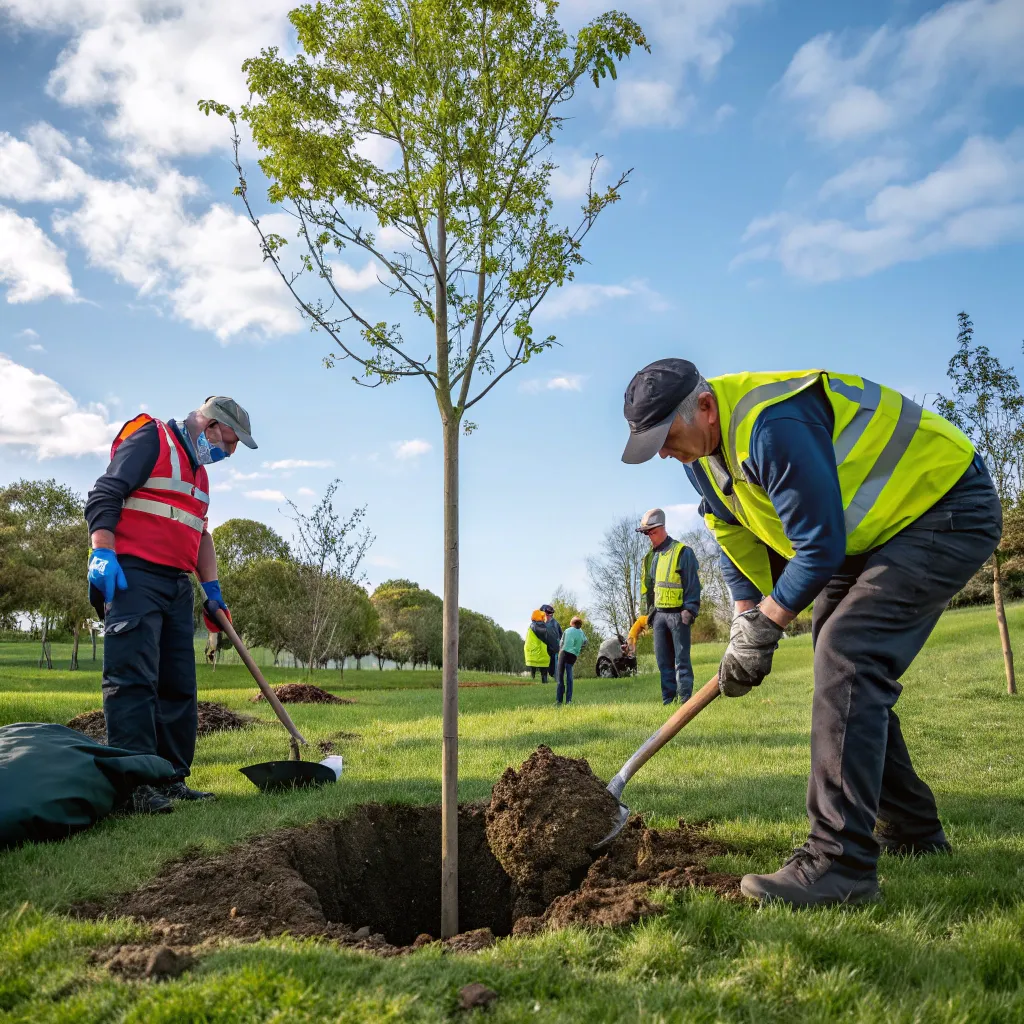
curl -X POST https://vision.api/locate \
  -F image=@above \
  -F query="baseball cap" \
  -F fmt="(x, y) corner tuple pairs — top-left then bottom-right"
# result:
(621, 359), (700, 464)
(540, 604), (555, 614)
(199, 396), (258, 449)
(636, 508), (666, 533)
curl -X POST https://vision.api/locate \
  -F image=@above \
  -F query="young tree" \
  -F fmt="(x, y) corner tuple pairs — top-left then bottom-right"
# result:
(585, 514), (647, 636)
(212, 519), (290, 574)
(936, 311), (1023, 695)
(202, 0), (646, 935)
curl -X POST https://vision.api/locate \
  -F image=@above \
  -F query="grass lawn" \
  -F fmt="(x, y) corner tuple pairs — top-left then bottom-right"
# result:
(1, 604), (1023, 1022)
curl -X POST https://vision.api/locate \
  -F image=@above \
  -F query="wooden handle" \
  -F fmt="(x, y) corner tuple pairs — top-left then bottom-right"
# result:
(608, 674), (719, 795)
(214, 608), (307, 747)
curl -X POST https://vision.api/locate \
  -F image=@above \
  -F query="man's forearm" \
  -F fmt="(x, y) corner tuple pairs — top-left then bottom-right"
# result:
(734, 595), (797, 628)
(90, 529), (116, 551)
(196, 531), (218, 583)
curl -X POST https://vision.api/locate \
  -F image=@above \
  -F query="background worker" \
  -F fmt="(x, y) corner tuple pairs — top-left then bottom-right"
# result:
(524, 610), (552, 683)
(622, 358), (1001, 908)
(540, 603), (562, 680)
(636, 508), (701, 704)
(556, 616), (588, 705)
(84, 397), (257, 814)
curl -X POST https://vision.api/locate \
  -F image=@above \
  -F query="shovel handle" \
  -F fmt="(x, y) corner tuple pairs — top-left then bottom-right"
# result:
(210, 606), (307, 747)
(607, 674), (719, 799)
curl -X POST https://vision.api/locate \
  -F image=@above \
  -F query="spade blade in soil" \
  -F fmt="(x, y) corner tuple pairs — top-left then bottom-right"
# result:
(591, 799), (629, 851)
(240, 760), (336, 793)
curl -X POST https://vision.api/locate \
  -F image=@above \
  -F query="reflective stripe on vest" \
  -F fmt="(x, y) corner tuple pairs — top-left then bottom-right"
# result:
(123, 496), (205, 532)
(653, 541), (686, 609)
(700, 369), (974, 590)
(142, 423), (210, 505)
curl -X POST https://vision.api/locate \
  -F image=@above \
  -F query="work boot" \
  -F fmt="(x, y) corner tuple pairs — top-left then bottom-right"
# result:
(120, 785), (174, 815)
(741, 847), (879, 908)
(160, 780), (216, 802)
(875, 826), (951, 857)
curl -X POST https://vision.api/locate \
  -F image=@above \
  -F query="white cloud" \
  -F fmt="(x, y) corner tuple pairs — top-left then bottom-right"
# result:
(558, 0), (765, 131)
(16, 328), (40, 339)
(27, 343), (46, 352)
(0, 122), (88, 202)
(520, 374), (586, 394)
(368, 554), (399, 568)
(538, 278), (667, 320)
(2, 0), (296, 162)
(663, 503), (703, 534)
(392, 439), (432, 460)
(245, 488), (287, 502)
(780, 0), (1024, 143)
(328, 259), (382, 292)
(549, 152), (606, 202)
(297, 487), (316, 497)
(262, 459), (335, 470)
(0, 206), (76, 304)
(0, 354), (113, 457)
(818, 156), (908, 201)
(735, 133), (1024, 281)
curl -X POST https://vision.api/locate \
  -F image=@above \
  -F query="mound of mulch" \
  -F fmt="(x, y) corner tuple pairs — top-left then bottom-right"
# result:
(250, 683), (355, 705)
(66, 702), (254, 744)
(485, 744), (622, 919)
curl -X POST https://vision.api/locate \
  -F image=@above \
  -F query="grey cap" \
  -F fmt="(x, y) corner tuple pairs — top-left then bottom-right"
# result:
(636, 508), (666, 533)
(198, 396), (257, 449)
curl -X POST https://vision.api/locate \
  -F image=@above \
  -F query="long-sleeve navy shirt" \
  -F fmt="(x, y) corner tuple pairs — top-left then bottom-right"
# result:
(683, 382), (846, 612)
(644, 536), (702, 617)
(85, 419), (200, 536)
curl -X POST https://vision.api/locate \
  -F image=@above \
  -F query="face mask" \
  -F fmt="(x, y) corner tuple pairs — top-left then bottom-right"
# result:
(196, 430), (229, 465)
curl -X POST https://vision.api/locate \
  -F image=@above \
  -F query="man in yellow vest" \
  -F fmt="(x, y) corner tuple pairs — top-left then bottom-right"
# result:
(636, 508), (702, 704)
(622, 359), (1001, 907)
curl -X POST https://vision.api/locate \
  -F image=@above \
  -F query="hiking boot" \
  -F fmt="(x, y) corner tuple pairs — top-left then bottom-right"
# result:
(741, 848), (879, 908)
(875, 827), (951, 857)
(121, 785), (174, 815)
(160, 780), (216, 802)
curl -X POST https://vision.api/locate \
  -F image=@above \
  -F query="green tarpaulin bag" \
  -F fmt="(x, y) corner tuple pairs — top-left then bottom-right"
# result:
(0, 722), (176, 849)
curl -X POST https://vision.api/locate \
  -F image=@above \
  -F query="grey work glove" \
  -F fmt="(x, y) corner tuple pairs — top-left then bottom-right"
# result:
(681, 609), (695, 626)
(718, 608), (784, 697)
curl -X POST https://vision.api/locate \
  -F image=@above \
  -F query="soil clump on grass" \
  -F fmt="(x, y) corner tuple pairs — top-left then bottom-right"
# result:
(317, 732), (361, 755)
(250, 683), (355, 705)
(485, 744), (622, 918)
(103, 746), (740, 952)
(66, 702), (254, 744)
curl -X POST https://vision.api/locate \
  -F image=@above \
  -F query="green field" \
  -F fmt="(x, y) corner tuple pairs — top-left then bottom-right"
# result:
(1, 604), (1023, 1023)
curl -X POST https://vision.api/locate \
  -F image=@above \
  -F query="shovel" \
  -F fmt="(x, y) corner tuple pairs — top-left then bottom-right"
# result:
(206, 604), (335, 793)
(592, 674), (721, 850)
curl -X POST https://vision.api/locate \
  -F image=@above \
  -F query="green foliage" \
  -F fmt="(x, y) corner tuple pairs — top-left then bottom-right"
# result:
(212, 519), (291, 575)
(550, 585), (602, 678)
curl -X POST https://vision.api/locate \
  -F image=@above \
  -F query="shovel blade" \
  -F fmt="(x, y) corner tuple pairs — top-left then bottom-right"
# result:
(240, 760), (336, 793)
(591, 800), (630, 852)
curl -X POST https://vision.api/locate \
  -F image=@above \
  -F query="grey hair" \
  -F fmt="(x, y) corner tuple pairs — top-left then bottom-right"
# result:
(676, 375), (713, 424)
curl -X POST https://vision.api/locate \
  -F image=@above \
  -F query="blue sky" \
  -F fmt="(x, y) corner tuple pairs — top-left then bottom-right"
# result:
(1, 0), (1022, 632)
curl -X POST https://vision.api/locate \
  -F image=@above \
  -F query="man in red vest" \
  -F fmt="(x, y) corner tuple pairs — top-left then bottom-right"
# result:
(84, 397), (257, 814)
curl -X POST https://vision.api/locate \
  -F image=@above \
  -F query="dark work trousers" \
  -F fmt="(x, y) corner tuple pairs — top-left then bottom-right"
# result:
(102, 560), (198, 779)
(556, 651), (577, 704)
(530, 666), (550, 684)
(652, 609), (694, 704)
(806, 458), (1001, 872)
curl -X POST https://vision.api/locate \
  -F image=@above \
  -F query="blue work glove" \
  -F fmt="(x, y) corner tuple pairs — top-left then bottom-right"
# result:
(87, 548), (128, 604)
(201, 580), (231, 632)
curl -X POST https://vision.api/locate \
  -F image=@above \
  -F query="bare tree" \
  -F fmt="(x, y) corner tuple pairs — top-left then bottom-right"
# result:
(586, 515), (647, 635)
(936, 311), (1023, 695)
(680, 528), (730, 622)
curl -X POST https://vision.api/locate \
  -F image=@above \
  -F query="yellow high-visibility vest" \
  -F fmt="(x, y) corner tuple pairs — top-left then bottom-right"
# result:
(699, 370), (975, 597)
(641, 540), (687, 610)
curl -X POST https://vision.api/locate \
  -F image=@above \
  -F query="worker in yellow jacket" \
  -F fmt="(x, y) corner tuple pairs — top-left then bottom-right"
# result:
(621, 358), (1001, 909)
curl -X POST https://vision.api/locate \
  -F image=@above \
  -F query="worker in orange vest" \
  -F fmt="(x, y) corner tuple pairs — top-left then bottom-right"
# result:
(84, 397), (256, 814)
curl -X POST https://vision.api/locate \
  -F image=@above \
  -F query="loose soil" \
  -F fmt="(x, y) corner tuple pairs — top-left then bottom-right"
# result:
(317, 732), (361, 756)
(250, 683), (355, 705)
(66, 702), (255, 744)
(485, 744), (622, 918)
(102, 746), (741, 954)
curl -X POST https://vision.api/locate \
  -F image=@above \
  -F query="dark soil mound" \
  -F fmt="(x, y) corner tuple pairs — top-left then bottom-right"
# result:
(485, 744), (621, 918)
(250, 684), (355, 705)
(109, 804), (511, 953)
(317, 732), (361, 755)
(67, 702), (253, 744)
(66, 710), (107, 743)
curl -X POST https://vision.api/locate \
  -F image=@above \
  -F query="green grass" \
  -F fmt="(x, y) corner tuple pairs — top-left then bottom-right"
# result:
(1, 604), (1022, 1022)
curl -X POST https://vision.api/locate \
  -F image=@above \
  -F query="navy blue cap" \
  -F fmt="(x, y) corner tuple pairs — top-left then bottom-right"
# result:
(539, 604), (555, 614)
(621, 359), (700, 464)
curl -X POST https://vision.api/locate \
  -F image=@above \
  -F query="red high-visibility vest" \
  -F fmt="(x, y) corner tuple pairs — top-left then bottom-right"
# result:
(112, 415), (209, 572)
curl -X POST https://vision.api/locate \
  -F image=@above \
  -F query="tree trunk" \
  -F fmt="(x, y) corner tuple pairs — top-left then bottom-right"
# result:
(440, 416), (460, 938)
(71, 622), (80, 671)
(993, 557), (1017, 695)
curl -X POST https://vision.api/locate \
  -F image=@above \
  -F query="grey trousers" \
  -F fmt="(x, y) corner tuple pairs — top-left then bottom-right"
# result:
(806, 457), (1001, 871)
